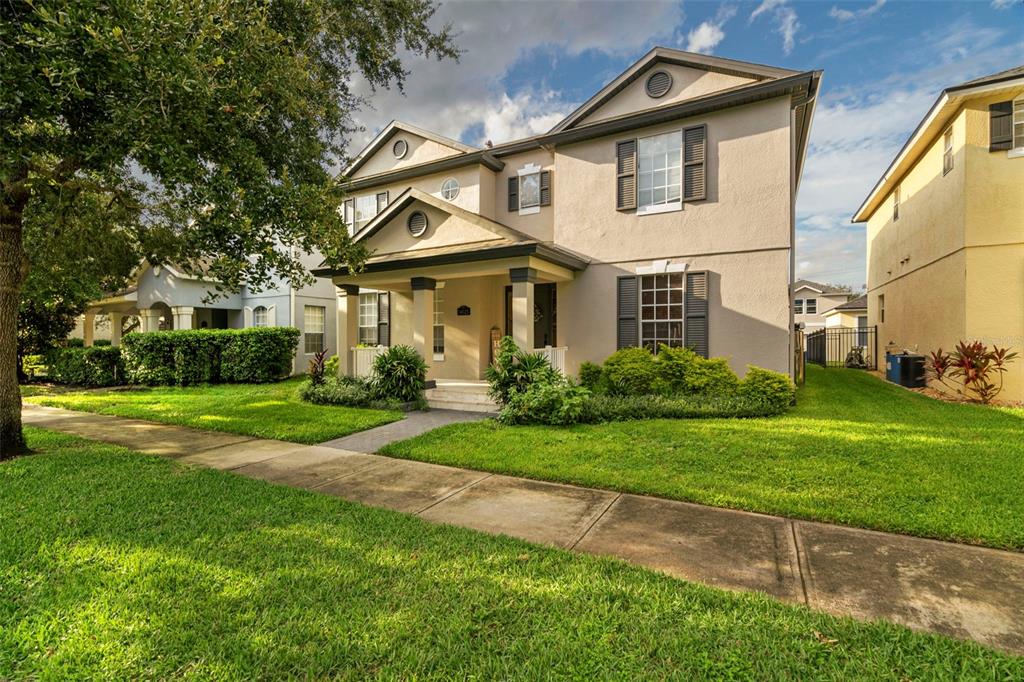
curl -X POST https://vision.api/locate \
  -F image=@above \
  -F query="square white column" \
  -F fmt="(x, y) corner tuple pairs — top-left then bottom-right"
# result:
(171, 306), (195, 330)
(411, 277), (436, 362)
(510, 268), (537, 351)
(108, 313), (124, 347)
(82, 311), (96, 347)
(139, 308), (162, 333)
(337, 285), (360, 376)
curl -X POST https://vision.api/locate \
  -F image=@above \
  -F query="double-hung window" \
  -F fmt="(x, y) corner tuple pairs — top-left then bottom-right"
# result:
(639, 273), (684, 351)
(794, 299), (804, 315)
(637, 131), (683, 214)
(893, 185), (900, 222)
(303, 305), (325, 354)
(253, 306), (268, 328)
(342, 192), (389, 234)
(1014, 97), (1024, 155)
(432, 287), (445, 360)
(942, 127), (953, 175)
(805, 298), (817, 315)
(358, 293), (379, 346)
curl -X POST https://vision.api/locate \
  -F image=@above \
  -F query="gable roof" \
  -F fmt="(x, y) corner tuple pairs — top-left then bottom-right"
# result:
(343, 120), (478, 178)
(852, 64), (1024, 222)
(549, 46), (800, 134)
(792, 279), (851, 295)
(830, 294), (868, 312)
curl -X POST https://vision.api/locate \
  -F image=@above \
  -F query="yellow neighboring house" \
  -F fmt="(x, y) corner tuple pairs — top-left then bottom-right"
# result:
(852, 66), (1024, 401)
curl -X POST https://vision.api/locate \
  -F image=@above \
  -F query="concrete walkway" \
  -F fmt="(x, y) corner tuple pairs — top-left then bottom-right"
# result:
(20, 404), (1024, 655)
(320, 409), (488, 453)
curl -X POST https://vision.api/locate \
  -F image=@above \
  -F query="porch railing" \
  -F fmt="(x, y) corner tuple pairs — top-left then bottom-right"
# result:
(352, 345), (386, 378)
(535, 345), (568, 374)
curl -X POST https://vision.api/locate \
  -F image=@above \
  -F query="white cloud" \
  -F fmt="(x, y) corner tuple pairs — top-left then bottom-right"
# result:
(472, 92), (572, 147)
(829, 0), (886, 22)
(749, 0), (800, 55)
(991, 0), (1017, 9)
(685, 5), (737, 54)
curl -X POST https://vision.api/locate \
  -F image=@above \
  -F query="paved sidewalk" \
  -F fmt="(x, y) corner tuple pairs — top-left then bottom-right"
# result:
(21, 404), (1024, 655)
(320, 409), (488, 453)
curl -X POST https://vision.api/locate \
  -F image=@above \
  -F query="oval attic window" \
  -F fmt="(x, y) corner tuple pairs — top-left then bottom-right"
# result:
(407, 210), (428, 237)
(645, 70), (672, 98)
(393, 139), (408, 159)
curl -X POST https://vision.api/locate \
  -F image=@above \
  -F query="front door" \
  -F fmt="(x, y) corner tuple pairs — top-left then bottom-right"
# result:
(504, 284), (556, 349)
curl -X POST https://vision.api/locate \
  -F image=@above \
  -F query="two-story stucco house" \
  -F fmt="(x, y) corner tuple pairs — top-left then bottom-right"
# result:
(77, 251), (338, 375)
(316, 48), (822, 387)
(852, 66), (1024, 402)
(791, 279), (855, 332)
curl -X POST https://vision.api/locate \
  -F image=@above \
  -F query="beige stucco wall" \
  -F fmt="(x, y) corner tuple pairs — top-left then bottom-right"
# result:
(865, 87), (1024, 401)
(366, 206), (500, 255)
(553, 97), (793, 263)
(352, 133), (465, 179)
(488, 147), (555, 242)
(579, 64), (755, 126)
(824, 309), (866, 329)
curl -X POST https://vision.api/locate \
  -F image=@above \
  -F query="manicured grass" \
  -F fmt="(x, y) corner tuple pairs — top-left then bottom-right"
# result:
(383, 367), (1024, 550)
(23, 378), (401, 443)
(2, 429), (1019, 678)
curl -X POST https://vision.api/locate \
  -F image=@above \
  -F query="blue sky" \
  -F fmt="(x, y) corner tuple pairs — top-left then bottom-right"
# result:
(352, 0), (1024, 288)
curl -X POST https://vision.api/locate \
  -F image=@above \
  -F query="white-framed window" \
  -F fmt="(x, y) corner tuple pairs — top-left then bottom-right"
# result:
(303, 305), (325, 354)
(640, 273), (684, 351)
(893, 185), (900, 222)
(638, 130), (683, 215)
(253, 306), (268, 328)
(1013, 97), (1024, 156)
(432, 286), (445, 360)
(878, 294), (885, 323)
(518, 164), (541, 214)
(441, 178), (459, 201)
(358, 293), (378, 346)
(942, 127), (953, 175)
(343, 194), (386, 235)
(794, 299), (804, 315)
(805, 298), (817, 315)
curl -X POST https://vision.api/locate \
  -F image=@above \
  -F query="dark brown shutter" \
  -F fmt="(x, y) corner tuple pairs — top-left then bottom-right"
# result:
(539, 170), (551, 206)
(377, 293), (390, 346)
(990, 101), (1013, 152)
(616, 275), (639, 349)
(507, 177), (518, 212)
(376, 191), (389, 212)
(615, 139), (637, 211)
(685, 271), (708, 358)
(683, 125), (707, 201)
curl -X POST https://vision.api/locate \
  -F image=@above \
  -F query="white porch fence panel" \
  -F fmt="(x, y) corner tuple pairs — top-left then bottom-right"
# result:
(352, 345), (386, 378)
(535, 346), (568, 374)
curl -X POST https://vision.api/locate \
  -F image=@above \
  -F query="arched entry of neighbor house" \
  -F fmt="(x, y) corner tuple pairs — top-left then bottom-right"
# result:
(150, 302), (174, 330)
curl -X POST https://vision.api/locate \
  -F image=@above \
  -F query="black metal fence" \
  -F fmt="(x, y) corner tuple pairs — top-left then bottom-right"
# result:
(805, 326), (878, 370)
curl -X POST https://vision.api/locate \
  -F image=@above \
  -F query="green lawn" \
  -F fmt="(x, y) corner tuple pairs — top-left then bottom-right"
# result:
(2, 429), (1019, 678)
(23, 378), (401, 443)
(383, 367), (1024, 550)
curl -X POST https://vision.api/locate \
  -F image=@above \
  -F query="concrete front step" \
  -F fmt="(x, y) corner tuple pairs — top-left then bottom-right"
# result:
(426, 381), (497, 413)
(426, 397), (498, 413)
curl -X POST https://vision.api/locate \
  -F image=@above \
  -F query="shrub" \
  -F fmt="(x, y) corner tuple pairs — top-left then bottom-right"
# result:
(584, 393), (786, 422)
(307, 348), (329, 387)
(48, 346), (124, 387)
(122, 328), (300, 385)
(577, 361), (608, 394)
(221, 328), (301, 383)
(682, 357), (740, 396)
(299, 375), (385, 408)
(93, 339), (112, 347)
(324, 354), (340, 378)
(739, 366), (795, 412)
(66, 338), (85, 348)
(22, 354), (48, 379)
(655, 345), (701, 394)
(485, 336), (560, 405)
(602, 347), (661, 396)
(371, 344), (428, 403)
(499, 381), (591, 426)
(927, 341), (1019, 404)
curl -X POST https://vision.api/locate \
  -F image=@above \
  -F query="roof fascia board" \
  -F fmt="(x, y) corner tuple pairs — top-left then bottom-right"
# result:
(342, 151), (503, 192)
(852, 75), (1024, 222)
(343, 120), (478, 178)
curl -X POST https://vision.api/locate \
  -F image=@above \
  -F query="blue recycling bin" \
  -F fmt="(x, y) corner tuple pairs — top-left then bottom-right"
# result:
(885, 353), (902, 383)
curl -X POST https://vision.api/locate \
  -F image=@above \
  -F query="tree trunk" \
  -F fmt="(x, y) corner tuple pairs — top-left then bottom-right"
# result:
(1, 171), (30, 459)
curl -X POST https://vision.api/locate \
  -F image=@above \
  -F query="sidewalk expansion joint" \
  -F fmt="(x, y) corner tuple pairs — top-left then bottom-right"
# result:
(789, 520), (810, 607)
(569, 492), (622, 551)
(413, 473), (494, 515)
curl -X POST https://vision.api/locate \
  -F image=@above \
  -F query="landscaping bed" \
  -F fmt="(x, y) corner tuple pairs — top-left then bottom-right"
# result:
(383, 366), (1024, 550)
(1, 428), (1018, 678)
(23, 377), (401, 444)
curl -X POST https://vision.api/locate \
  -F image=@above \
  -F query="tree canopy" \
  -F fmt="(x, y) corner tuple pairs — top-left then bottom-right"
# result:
(0, 0), (459, 455)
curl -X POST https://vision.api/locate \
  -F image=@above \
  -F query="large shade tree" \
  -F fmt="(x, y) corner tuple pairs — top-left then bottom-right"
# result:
(0, 0), (458, 456)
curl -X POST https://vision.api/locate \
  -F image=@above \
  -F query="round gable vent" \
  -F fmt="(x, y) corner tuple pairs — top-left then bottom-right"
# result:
(645, 70), (673, 98)
(407, 210), (428, 237)
(393, 139), (408, 159)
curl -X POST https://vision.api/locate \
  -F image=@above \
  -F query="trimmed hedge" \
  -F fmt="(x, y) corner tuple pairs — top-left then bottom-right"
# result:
(121, 328), (300, 385)
(47, 347), (124, 387)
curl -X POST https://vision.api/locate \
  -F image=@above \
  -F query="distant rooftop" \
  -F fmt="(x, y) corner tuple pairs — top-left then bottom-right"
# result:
(793, 279), (852, 295)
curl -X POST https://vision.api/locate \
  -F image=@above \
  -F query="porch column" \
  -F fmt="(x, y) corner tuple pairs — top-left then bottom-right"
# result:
(82, 310), (96, 347)
(337, 285), (359, 376)
(139, 308), (162, 333)
(171, 306), (194, 330)
(108, 313), (124, 347)
(510, 268), (536, 351)
(411, 277), (435, 361)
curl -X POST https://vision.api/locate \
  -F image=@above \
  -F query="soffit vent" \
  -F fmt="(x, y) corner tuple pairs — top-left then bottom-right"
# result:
(645, 70), (673, 99)
(393, 139), (408, 159)
(407, 210), (428, 237)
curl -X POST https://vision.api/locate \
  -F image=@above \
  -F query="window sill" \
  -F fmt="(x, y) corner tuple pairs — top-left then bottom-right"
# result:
(433, 353), (445, 362)
(1009, 148), (1024, 159)
(518, 205), (540, 216)
(637, 202), (682, 217)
